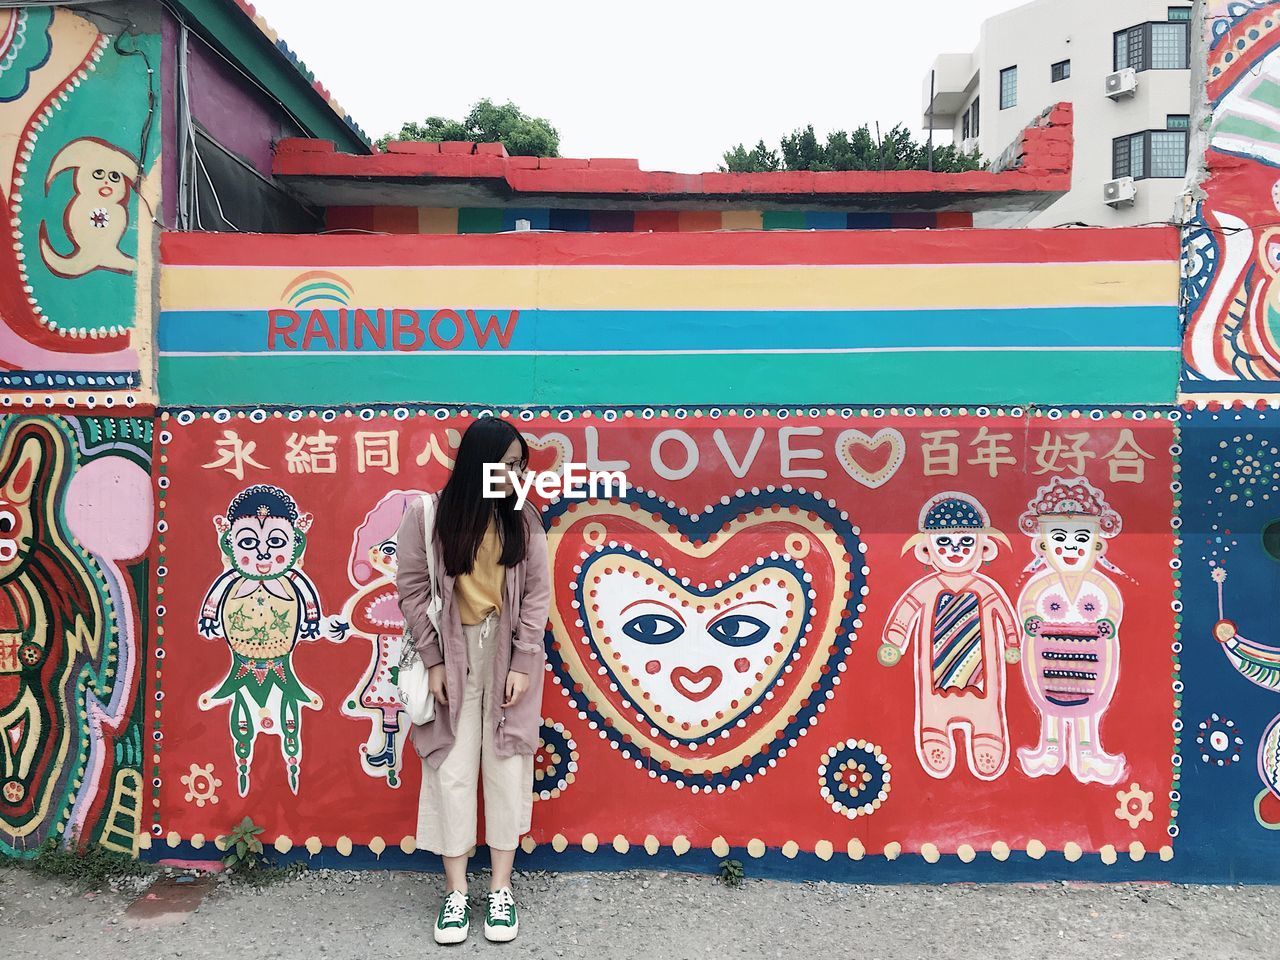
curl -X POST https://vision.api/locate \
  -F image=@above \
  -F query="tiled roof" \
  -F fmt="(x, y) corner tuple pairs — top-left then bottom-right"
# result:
(225, 0), (371, 147)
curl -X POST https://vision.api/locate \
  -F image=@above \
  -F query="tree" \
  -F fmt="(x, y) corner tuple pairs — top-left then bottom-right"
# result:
(377, 98), (560, 156)
(721, 140), (780, 173)
(720, 123), (982, 173)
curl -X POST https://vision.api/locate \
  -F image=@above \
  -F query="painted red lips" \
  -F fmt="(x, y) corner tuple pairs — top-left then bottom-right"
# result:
(670, 665), (722, 702)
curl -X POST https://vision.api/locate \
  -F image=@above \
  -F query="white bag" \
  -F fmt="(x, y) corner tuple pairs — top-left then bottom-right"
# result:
(397, 494), (443, 726)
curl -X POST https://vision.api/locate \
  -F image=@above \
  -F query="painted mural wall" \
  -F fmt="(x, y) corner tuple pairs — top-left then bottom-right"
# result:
(0, 413), (152, 858)
(1165, 0), (1280, 882)
(1183, 1), (1280, 389)
(1178, 404), (1280, 880)
(12, 0), (1280, 885)
(0, 6), (159, 404)
(144, 406), (1185, 878)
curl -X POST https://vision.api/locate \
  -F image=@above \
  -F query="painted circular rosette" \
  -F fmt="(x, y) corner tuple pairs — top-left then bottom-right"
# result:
(1196, 713), (1244, 767)
(534, 719), (578, 802)
(818, 738), (891, 819)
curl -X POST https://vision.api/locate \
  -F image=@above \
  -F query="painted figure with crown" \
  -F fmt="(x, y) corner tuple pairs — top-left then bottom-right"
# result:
(880, 492), (1020, 780)
(1016, 477), (1127, 786)
(196, 484), (334, 797)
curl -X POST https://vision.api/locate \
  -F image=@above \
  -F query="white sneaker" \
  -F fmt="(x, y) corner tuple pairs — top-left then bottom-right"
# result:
(484, 887), (519, 942)
(434, 890), (470, 945)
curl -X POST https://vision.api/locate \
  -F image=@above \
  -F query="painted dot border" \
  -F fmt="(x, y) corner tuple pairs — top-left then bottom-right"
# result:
(138, 828), (1177, 869)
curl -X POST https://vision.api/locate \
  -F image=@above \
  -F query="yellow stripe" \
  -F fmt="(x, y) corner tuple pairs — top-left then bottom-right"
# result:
(721, 210), (764, 230)
(418, 207), (459, 234)
(161, 261), (1176, 312)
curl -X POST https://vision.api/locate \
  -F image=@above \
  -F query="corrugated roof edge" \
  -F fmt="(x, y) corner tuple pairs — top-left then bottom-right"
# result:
(218, 0), (372, 148)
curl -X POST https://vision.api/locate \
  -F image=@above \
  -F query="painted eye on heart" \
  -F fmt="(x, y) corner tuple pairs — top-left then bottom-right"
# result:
(622, 612), (770, 648)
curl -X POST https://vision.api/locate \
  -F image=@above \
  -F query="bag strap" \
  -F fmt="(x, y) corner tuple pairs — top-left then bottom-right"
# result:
(421, 492), (440, 610)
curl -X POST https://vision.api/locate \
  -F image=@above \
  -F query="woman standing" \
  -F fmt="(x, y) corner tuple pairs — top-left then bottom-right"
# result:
(396, 418), (550, 944)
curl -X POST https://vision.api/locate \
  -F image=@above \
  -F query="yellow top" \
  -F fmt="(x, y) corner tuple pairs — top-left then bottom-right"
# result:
(455, 521), (505, 625)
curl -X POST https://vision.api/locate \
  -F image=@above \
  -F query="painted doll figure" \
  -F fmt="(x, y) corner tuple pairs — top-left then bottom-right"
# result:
(1016, 477), (1127, 786)
(196, 485), (329, 797)
(335, 490), (425, 787)
(879, 493), (1019, 780)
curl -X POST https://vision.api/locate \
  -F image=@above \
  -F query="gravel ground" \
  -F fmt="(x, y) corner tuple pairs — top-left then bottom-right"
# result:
(3, 865), (1278, 960)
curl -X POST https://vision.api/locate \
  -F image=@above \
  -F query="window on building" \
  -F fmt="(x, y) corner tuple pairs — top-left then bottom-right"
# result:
(1150, 130), (1187, 176)
(1051, 59), (1071, 82)
(1168, 6), (1191, 21)
(1115, 21), (1189, 70)
(1115, 25), (1145, 70)
(1167, 114), (1190, 130)
(1151, 21), (1189, 68)
(970, 97), (980, 137)
(1113, 133), (1144, 180)
(1113, 127), (1188, 180)
(962, 111), (970, 141)
(1000, 66), (1017, 109)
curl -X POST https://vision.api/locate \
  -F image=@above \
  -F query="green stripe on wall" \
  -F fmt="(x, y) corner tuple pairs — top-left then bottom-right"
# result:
(160, 350), (1179, 407)
(457, 208), (505, 234)
(1251, 77), (1280, 111)
(1215, 113), (1280, 147)
(762, 211), (808, 230)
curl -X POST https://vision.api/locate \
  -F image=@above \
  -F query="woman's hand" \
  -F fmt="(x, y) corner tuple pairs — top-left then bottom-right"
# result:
(502, 670), (529, 708)
(428, 664), (448, 706)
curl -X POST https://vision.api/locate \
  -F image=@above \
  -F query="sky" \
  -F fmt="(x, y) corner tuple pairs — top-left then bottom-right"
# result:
(251, 0), (1022, 171)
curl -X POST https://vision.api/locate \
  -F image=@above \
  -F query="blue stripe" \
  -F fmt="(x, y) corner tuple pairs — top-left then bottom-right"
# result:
(157, 306), (1178, 354)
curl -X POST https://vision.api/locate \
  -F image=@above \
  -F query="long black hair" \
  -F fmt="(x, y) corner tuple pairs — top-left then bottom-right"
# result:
(437, 417), (529, 577)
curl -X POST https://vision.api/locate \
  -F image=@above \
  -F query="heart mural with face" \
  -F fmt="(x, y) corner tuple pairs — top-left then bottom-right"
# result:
(543, 486), (866, 792)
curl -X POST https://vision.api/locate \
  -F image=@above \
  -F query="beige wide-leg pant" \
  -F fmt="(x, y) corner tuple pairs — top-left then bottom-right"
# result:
(416, 614), (535, 857)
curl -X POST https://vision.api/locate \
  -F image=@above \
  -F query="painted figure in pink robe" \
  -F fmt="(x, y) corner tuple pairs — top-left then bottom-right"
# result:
(1016, 477), (1127, 786)
(879, 493), (1019, 780)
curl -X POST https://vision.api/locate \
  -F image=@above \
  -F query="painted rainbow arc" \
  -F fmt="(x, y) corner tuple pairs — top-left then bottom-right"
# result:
(281, 270), (354, 309)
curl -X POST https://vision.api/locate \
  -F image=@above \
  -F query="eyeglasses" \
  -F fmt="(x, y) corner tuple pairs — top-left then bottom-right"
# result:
(499, 458), (528, 472)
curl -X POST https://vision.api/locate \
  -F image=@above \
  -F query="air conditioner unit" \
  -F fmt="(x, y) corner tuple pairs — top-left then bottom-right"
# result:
(1105, 68), (1138, 99)
(961, 137), (980, 154)
(1103, 176), (1137, 207)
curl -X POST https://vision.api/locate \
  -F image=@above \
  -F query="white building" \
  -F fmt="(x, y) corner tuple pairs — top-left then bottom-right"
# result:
(923, 0), (1193, 227)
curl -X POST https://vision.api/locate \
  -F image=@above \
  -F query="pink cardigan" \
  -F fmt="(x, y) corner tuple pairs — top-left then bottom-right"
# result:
(394, 495), (551, 769)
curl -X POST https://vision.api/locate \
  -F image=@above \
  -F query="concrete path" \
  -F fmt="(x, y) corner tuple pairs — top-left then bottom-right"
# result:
(3, 865), (1276, 960)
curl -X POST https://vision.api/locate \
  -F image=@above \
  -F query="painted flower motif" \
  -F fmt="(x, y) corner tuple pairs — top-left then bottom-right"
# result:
(1197, 713), (1244, 766)
(90, 208), (109, 228)
(1083, 601), (1097, 614)
(1114, 782), (1154, 830)
(180, 762), (222, 808)
(819, 739), (891, 819)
